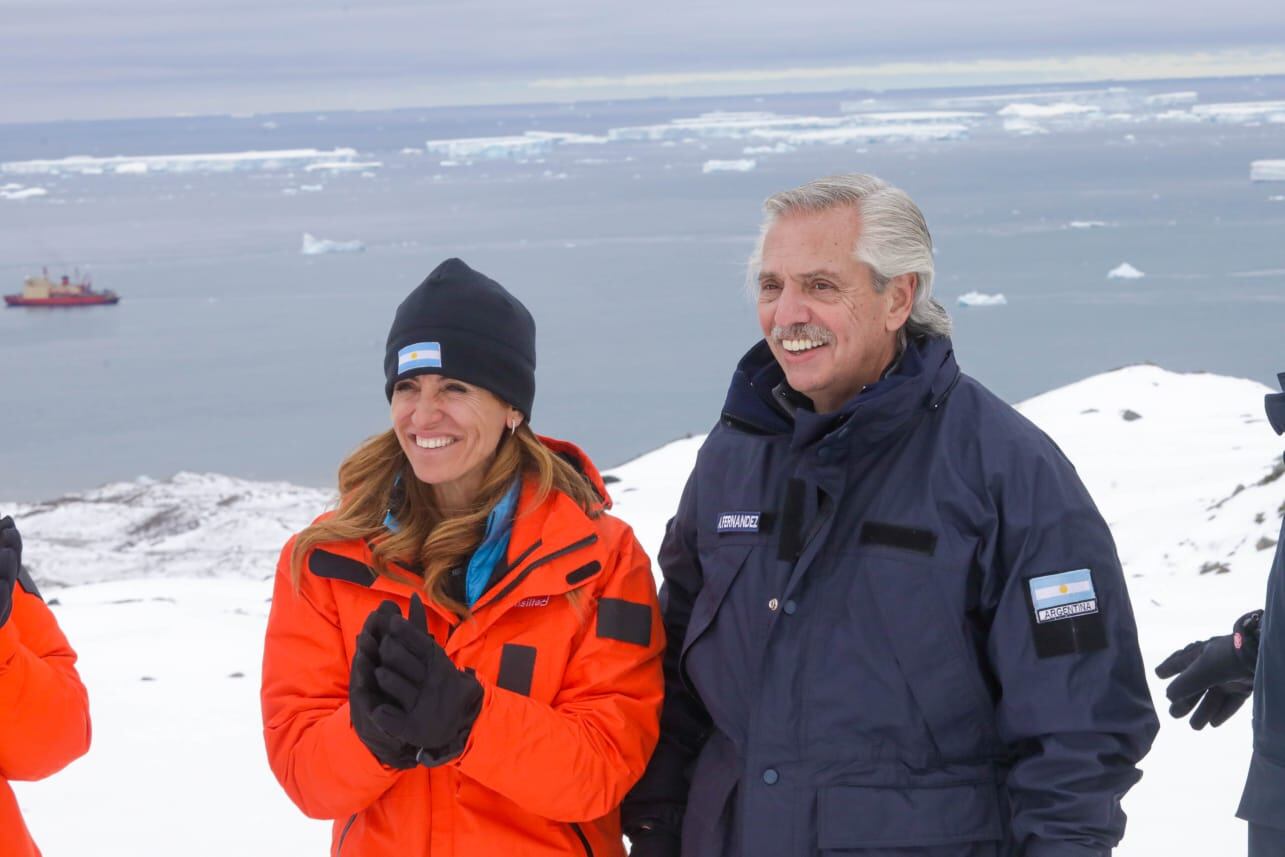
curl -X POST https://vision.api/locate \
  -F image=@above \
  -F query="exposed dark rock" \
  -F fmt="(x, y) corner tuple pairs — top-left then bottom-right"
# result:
(1121, 409), (1142, 422)
(1199, 561), (1231, 575)
(1259, 537), (1279, 552)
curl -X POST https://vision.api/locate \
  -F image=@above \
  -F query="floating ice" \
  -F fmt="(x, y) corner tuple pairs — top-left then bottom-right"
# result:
(1251, 160), (1285, 182)
(0, 186), (47, 200)
(1192, 101), (1285, 123)
(1108, 263), (1146, 279)
(609, 110), (973, 147)
(743, 143), (796, 155)
(1, 148), (360, 176)
(424, 131), (605, 161)
(301, 233), (365, 255)
(1068, 220), (1109, 229)
(751, 123), (968, 145)
(304, 160), (381, 172)
(1002, 118), (1049, 135)
(998, 102), (1100, 118)
(957, 291), (1007, 307)
(1146, 91), (1198, 105)
(702, 159), (756, 174)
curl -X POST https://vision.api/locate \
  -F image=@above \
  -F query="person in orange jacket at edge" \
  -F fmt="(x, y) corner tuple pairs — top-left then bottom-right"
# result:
(261, 258), (665, 856)
(0, 515), (92, 857)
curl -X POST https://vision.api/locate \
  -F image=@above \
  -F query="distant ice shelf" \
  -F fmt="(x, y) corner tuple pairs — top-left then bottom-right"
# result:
(0, 148), (361, 176)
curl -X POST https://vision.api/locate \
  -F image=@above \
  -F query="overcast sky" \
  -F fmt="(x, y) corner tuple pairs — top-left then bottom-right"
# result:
(3, 0), (1285, 123)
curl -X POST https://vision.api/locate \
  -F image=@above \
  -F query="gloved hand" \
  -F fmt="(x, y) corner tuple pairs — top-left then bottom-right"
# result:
(349, 601), (420, 769)
(369, 594), (483, 766)
(0, 516), (22, 628)
(1155, 610), (1263, 729)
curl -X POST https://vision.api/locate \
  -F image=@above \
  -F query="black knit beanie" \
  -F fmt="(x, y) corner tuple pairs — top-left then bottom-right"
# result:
(384, 258), (536, 418)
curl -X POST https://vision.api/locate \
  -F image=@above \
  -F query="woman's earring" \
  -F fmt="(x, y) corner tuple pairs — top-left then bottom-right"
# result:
(508, 418), (519, 436)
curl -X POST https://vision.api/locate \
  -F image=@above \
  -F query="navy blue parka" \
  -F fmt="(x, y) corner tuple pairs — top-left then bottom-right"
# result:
(625, 335), (1158, 856)
(1239, 516), (1285, 843)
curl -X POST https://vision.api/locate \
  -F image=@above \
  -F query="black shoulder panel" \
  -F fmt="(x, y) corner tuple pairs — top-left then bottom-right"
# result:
(17, 565), (42, 600)
(308, 549), (375, 587)
(597, 597), (652, 647)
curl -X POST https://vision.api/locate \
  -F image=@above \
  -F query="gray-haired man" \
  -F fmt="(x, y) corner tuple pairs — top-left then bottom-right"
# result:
(623, 174), (1158, 856)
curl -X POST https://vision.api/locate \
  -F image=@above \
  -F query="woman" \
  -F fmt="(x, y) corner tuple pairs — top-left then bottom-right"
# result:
(261, 258), (664, 856)
(0, 515), (92, 857)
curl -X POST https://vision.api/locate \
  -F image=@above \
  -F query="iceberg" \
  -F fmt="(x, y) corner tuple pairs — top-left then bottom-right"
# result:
(1251, 160), (1285, 182)
(608, 110), (973, 147)
(998, 102), (1100, 118)
(1192, 101), (1285, 123)
(1108, 263), (1146, 279)
(1068, 220), (1109, 229)
(1146, 91), (1198, 105)
(0, 186), (47, 200)
(423, 131), (606, 161)
(1, 148), (361, 176)
(702, 159), (756, 174)
(957, 291), (1007, 307)
(301, 233), (365, 255)
(757, 124), (968, 145)
(1002, 118), (1049, 136)
(304, 160), (381, 172)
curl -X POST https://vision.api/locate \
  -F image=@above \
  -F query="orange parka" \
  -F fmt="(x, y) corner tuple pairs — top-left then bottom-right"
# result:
(261, 438), (664, 856)
(0, 571), (92, 857)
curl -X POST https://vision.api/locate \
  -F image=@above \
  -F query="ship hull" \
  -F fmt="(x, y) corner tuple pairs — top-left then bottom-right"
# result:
(4, 294), (119, 307)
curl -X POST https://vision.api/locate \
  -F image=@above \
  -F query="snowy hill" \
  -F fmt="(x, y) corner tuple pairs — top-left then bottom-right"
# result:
(8, 365), (1284, 855)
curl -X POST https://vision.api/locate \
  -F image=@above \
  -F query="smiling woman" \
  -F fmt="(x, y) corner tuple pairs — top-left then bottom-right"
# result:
(259, 258), (664, 857)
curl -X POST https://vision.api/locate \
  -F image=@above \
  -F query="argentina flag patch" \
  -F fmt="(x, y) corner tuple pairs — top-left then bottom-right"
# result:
(1026, 567), (1107, 658)
(398, 342), (442, 373)
(1029, 568), (1098, 623)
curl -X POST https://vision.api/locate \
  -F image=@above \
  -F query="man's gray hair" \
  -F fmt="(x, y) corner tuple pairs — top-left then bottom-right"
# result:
(747, 173), (952, 339)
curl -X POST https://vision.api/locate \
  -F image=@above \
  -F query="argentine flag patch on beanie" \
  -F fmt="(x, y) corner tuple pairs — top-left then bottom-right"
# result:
(398, 342), (442, 373)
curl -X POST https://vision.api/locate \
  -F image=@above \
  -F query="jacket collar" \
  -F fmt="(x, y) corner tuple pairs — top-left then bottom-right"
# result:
(721, 335), (961, 451)
(320, 434), (609, 640)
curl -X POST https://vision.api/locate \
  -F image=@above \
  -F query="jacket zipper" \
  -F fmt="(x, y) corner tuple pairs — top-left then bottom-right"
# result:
(569, 821), (594, 857)
(336, 813), (357, 856)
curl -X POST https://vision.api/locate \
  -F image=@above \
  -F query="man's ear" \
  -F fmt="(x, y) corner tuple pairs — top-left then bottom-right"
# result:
(885, 272), (917, 332)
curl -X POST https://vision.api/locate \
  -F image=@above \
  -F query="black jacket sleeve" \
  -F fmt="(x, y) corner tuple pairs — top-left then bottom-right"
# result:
(983, 444), (1159, 857)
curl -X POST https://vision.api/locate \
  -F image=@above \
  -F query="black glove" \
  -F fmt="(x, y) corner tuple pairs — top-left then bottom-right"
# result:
(1155, 610), (1263, 729)
(369, 594), (484, 766)
(0, 516), (21, 628)
(349, 601), (420, 769)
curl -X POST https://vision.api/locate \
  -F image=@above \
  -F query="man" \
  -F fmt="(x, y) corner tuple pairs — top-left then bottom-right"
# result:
(1155, 372), (1285, 855)
(623, 174), (1158, 856)
(1, 515), (92, 857)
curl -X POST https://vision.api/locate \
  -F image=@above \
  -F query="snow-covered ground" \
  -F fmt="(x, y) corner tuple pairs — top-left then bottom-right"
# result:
(7, 365), (1283, 855)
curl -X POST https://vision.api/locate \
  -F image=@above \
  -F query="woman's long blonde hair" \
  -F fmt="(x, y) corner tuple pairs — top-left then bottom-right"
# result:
(290, 425), (601, 615)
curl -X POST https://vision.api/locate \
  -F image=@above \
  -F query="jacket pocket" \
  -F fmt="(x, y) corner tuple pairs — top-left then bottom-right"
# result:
(860, 552), (997, 761)
(816, 777), (1002, 853)
(678, 543), (755, 691)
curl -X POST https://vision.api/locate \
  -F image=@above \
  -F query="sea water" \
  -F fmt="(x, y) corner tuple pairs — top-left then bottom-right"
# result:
(1, 76), (1282, 500)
